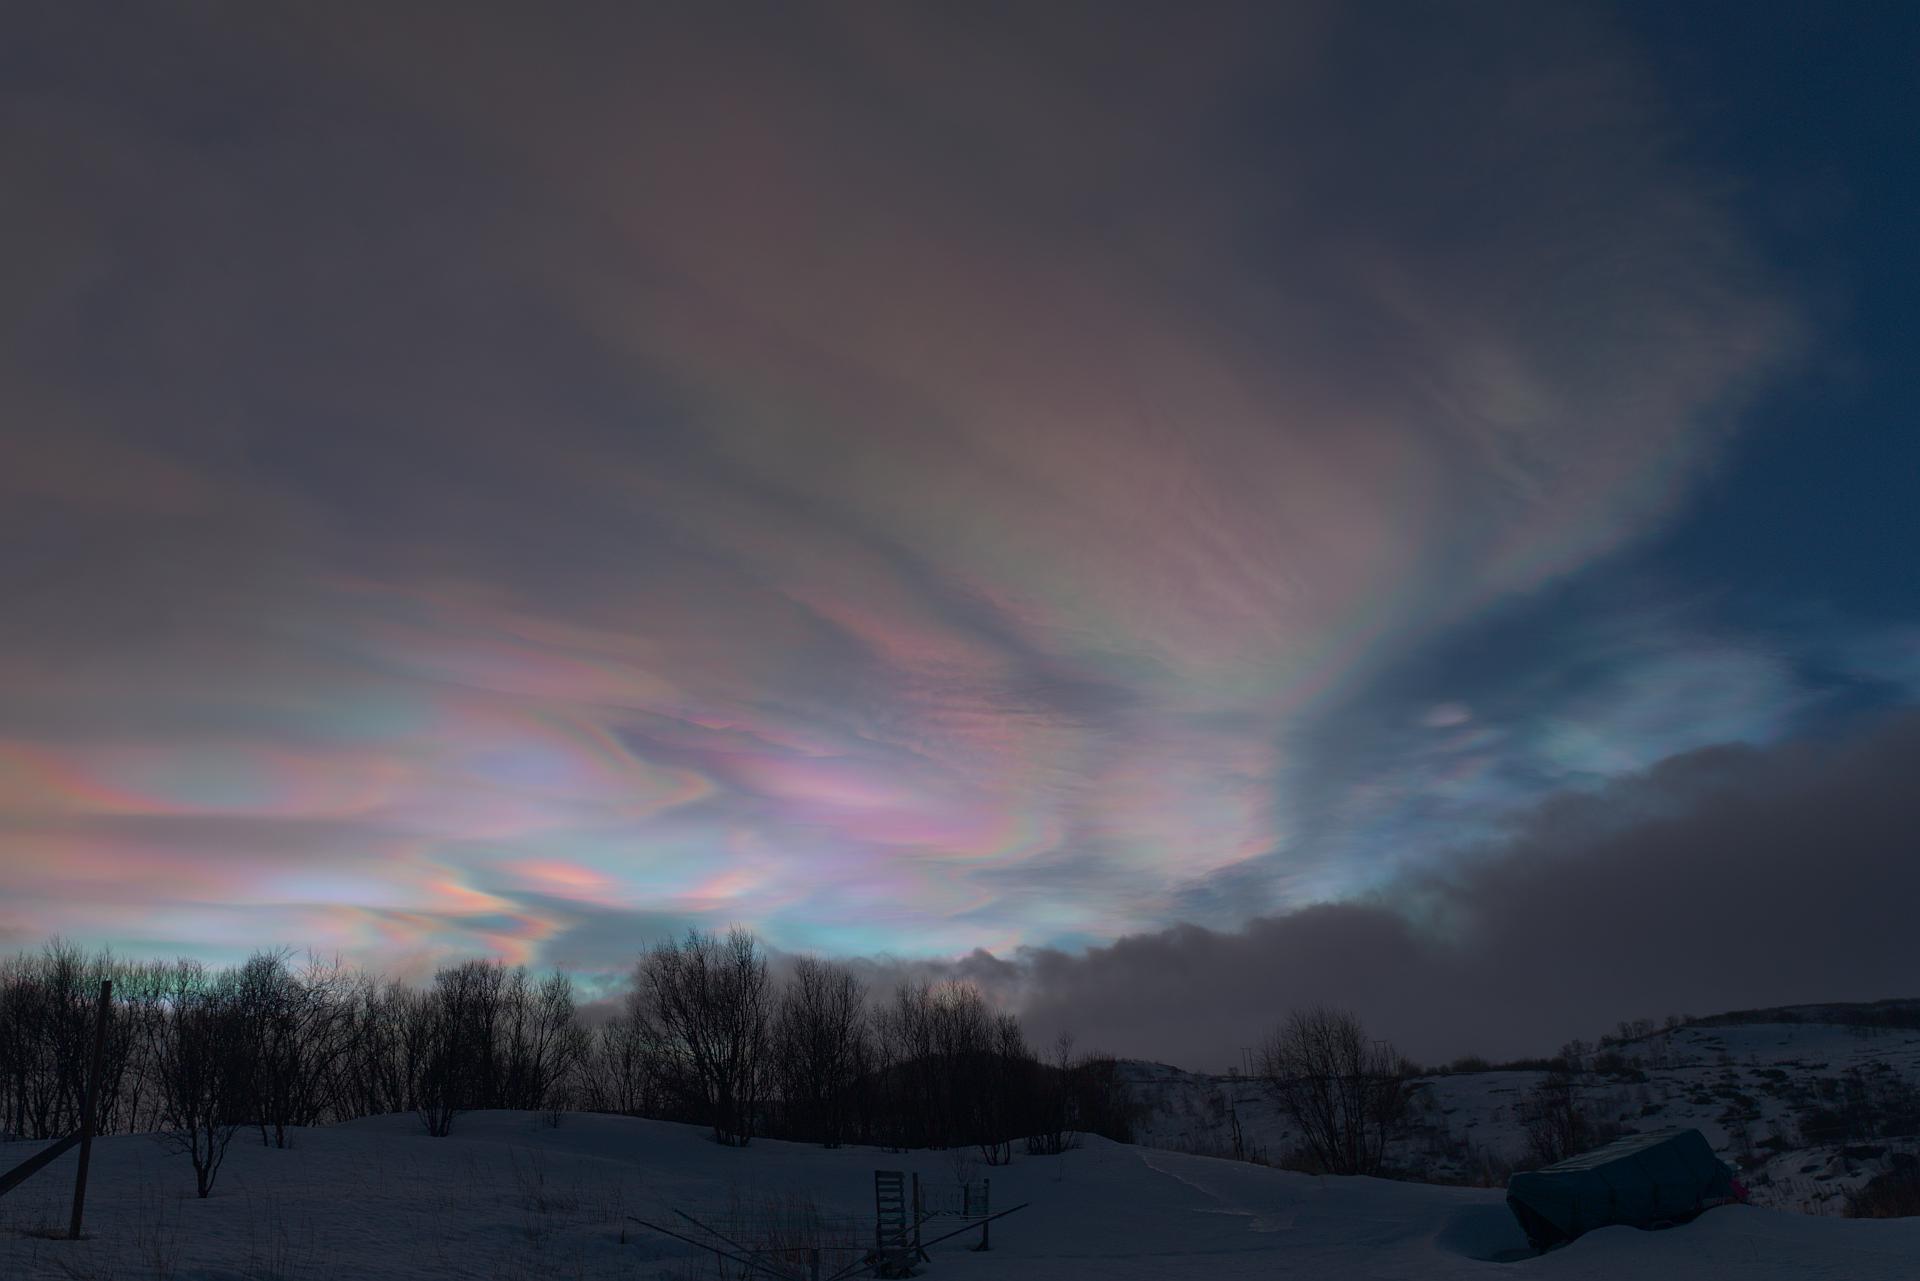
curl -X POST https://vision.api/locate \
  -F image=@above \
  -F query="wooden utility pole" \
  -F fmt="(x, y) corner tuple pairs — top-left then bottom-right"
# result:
(69, 978), (112, 1240)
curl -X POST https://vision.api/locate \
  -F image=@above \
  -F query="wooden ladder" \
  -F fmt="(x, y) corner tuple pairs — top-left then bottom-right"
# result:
(874, 1169), (909, 1253)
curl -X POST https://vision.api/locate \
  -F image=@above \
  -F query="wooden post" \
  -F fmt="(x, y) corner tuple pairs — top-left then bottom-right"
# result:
(911, 1172), (921, 1256)
(978, 1178), (991, 1251)
(68, 978), (112, 1240)
(808, 1246), (820, 1281)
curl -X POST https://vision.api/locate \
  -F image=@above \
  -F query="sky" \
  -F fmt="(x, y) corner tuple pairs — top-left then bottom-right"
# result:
(2, 3), (1916, 1063)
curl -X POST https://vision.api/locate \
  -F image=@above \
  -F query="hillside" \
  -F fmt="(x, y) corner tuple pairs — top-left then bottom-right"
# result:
(4, 1110), (1919, 1279)
(1125, 1007), (1920, 1215)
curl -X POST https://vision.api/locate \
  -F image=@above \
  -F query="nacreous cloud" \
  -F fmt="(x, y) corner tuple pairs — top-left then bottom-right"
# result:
(1, 3), (1794, 968)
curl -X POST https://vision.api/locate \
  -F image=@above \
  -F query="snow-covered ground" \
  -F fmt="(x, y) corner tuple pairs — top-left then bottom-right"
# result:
(4, 1107), (1917, 1280)
(1127, 1014), (1920, 1215)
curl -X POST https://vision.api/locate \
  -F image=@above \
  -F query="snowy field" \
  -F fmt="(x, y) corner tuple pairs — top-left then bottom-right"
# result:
(4, 1109), (1917, 1280)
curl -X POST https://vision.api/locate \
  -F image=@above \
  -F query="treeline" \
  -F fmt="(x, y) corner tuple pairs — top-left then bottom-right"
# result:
(1694, 1000), (1920, 1033)
(0, 933), (1133, 1196)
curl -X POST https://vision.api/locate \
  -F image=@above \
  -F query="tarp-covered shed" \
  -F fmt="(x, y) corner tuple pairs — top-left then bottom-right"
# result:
(1506, 1127), (1737, 1251)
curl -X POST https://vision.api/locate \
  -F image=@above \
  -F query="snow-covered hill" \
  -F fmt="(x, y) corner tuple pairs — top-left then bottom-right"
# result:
(4, 1107), (1917, 1279)
(1125, 1011), (1920, 1215)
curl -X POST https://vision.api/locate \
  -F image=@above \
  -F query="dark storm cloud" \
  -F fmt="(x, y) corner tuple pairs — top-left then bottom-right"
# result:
(928, 709), (1920, 1068)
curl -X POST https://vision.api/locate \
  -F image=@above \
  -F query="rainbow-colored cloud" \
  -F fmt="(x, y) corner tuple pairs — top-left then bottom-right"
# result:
(0, 4), (1804, 974)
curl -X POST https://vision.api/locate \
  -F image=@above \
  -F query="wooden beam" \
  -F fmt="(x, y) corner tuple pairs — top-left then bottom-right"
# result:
(0, 1133), (80, 1200)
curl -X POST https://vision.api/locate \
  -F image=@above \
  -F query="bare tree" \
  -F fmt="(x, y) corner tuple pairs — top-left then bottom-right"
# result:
(0, 943), (143, 1143)
(580, 1012), (667, 1117)
(413, 960), (507, 1136)
(141, 961), (250, 1197)
(334, 975), (420, 1122)
(500, 969), (583, 1114)
(1026, 1032), (1078, 1157)
(633, 928), (771, 1145)
(975, 1013), (1032, 1163)
(0, 962), (34, 1140)
(1068, 1051), (1136, 1145)
(1257, 1006), (1408, 1176)
(1, 945), (77, 1140)
(0, 931), (1143, 1164)
(871, 980), (1032, 1153)
(1520, 1068), (1623, 1167)
(772, 958), (867, 1147)
(874, 981), (934, 1148)
(235, 951), (355, 1148)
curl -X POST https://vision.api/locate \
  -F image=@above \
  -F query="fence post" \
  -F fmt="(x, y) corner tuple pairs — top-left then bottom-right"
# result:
(69, 978), (113, 1240)
(979, 1179), (991, 1251)
(809, 1246), (820, 1281)
(912, 1172), (922, 1256)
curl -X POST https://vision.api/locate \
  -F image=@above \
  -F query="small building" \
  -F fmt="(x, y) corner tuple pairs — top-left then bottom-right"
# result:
(1506, 1127), (1739, 1251)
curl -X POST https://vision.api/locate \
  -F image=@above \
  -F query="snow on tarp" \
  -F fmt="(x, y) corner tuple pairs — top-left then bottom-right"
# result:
(1507, 1126), (1737, 1250)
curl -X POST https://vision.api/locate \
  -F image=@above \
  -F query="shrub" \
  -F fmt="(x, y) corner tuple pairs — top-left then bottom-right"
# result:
(1846, 1170), (1920, 1219)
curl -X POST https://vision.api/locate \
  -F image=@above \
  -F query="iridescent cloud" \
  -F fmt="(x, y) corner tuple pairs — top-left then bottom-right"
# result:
(0, 4), (1817, 973)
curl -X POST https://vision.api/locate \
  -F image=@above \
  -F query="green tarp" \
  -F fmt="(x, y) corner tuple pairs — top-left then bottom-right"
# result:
(1506, 1127), (1736, 1251)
